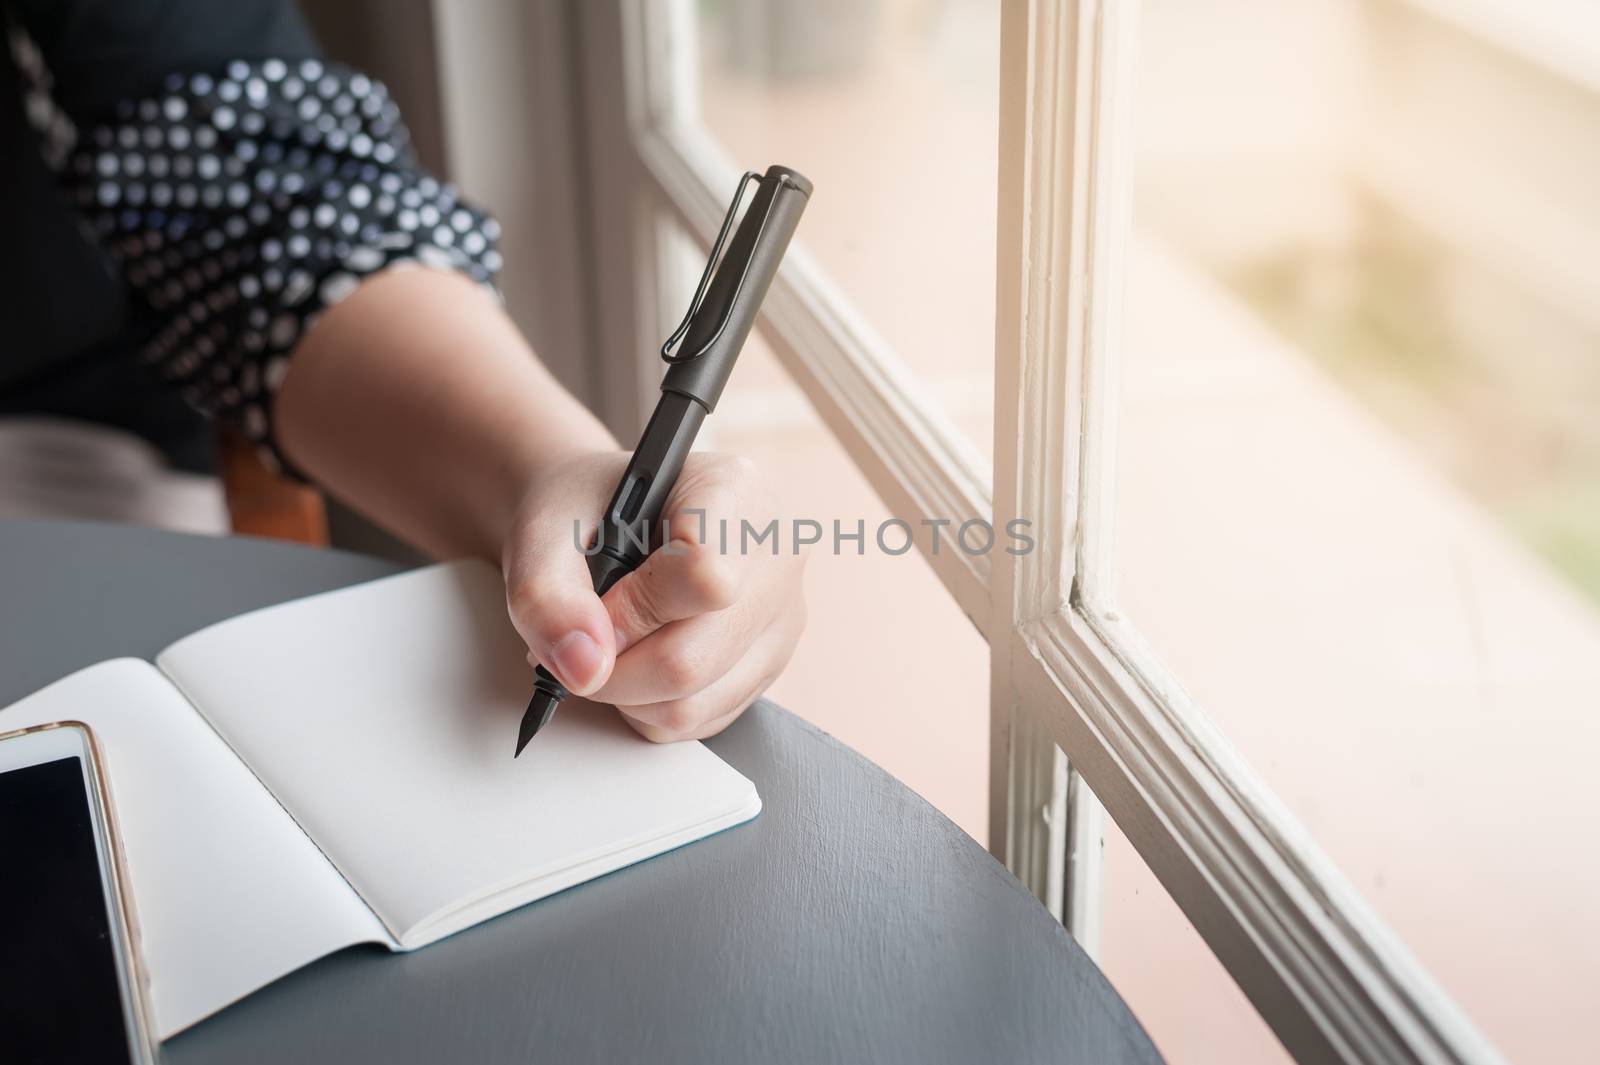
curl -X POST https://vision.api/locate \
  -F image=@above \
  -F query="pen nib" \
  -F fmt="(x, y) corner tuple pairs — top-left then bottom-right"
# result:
(514, 690), (560, 758)
(514, 721), (536, 759)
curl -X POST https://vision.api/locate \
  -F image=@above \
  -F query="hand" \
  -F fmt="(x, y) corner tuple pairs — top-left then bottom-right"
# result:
(502, 451), (807, 742)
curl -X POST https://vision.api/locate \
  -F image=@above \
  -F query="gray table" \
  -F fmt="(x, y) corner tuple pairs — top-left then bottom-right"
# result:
(0, 519), (1161, 1065)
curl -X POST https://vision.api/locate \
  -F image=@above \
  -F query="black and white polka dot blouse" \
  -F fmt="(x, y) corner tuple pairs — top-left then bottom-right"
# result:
(16, 39), (501, 472)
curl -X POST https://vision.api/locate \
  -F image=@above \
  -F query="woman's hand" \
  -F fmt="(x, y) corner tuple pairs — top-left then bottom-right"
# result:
(276, 270), (802, 740)
(502, 451), (807, 742)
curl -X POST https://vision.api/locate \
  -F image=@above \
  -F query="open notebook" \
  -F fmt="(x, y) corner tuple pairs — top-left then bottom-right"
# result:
(0, 561), (760, 1038)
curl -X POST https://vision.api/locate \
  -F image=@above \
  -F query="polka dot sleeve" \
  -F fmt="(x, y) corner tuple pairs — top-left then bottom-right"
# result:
(59, 58), (503, 473)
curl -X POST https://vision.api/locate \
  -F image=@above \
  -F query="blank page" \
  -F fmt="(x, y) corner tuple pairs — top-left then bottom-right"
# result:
(0, 660), (389, 1037)
(156, 561), (761, 947)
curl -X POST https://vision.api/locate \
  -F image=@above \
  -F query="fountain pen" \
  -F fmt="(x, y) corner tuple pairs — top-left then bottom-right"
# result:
(515, 164), (812, 755)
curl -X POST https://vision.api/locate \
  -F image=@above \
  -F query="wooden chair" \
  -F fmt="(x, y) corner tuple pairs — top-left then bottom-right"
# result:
(217, 427), (328, 545)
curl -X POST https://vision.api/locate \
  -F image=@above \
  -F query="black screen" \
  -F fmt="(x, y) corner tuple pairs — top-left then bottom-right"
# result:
(0, 756), (136, 1064)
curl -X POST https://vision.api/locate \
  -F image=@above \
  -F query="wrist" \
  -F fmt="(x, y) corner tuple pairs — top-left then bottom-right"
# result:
(485, 436), (621, 565)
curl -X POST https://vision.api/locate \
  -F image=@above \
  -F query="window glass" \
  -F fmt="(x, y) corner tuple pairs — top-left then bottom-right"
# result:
(1114, 2), (1600, 1059)
(692, 0), (999, 459)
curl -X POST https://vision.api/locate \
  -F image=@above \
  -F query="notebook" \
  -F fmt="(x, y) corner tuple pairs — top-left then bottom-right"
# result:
(0, 561), (761, 1038)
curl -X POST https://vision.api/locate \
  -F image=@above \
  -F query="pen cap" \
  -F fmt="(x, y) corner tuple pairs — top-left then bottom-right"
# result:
(661, 165), (812, 412)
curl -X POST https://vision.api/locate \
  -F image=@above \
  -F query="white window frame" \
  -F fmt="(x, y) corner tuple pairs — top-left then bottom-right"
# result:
(572, 1), (1502, 1061)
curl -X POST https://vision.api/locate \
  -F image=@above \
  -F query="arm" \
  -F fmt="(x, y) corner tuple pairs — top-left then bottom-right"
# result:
(13, 0), (805, 740)
(275, 268), (610, 562)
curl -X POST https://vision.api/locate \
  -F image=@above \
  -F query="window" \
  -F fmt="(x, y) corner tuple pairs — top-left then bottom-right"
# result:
(692, 2), (1000, 458)
(571, 0), (1588, 1060)
(1112, 2), (1600, 1060)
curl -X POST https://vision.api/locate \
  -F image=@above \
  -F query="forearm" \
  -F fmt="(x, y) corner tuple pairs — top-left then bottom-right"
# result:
(274, 268), (616, 561)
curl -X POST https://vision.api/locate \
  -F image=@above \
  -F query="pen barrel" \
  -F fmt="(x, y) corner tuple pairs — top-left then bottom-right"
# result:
(586, 550), (633, 598)
(590, 391), (707, 575)
(662, 165), (811, 412)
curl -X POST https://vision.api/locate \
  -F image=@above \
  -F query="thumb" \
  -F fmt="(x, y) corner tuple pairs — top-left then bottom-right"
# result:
(505, 524), (616, 697)
(602, 534), (743, 655)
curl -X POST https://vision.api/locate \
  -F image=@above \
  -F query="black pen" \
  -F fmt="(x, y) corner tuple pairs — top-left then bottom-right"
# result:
(516, 164), (812, 756)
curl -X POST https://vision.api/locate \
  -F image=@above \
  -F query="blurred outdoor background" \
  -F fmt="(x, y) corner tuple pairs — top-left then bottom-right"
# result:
(692, 0), (1600, 1062)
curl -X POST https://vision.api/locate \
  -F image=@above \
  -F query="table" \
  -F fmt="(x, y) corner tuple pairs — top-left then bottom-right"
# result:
(0, 519), (1162, 1064)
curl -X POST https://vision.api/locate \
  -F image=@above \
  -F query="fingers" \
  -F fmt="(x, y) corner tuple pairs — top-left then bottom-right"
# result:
(506, 568), (613, 696)
(602, 527), (746, 655)
(617, 610), (801, 742)
(620, 693), (751, 745)
(601, 455), (756, 654)
(502, 449), (804, 740)
(592, 602), (752, 709)
(504, 481), (621, 696)
(596, 512), (803, 712)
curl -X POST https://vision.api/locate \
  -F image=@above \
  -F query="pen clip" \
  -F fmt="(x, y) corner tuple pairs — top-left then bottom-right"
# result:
(661, 169), (790, 364)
